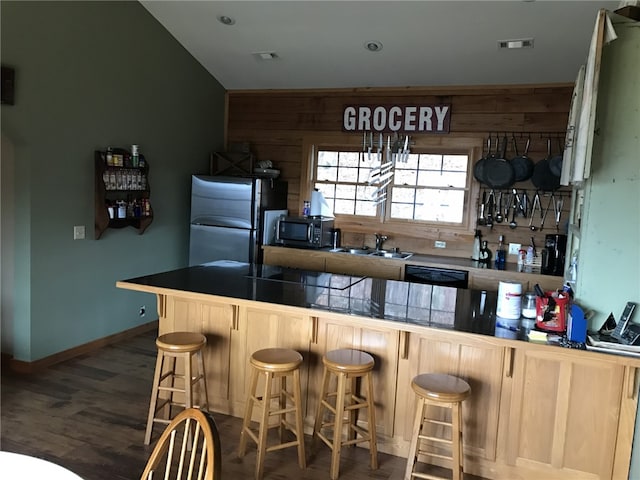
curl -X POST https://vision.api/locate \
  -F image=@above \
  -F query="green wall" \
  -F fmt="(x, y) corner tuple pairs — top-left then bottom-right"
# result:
(1, 1), (226, 361)
(573, 20), (640, 478)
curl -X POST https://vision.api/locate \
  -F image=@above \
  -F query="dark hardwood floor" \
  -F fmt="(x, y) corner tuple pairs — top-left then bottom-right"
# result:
(1, 330), (485, 479)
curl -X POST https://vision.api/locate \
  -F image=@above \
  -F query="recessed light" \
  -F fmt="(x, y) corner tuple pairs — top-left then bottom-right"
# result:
(252, 52), (279, 61)
(364, 41), (383, 52)
(217, 15), (236, 26)
(498, 38), (534, 49)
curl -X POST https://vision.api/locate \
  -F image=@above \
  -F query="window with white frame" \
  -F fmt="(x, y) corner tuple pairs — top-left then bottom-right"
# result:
(312, 146), (469, 225)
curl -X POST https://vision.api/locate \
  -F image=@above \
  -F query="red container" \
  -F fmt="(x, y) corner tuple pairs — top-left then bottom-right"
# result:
(535, 292), (570, 333)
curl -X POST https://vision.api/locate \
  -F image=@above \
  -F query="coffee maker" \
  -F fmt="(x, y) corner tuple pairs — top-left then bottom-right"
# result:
(541, 234), (567, 276)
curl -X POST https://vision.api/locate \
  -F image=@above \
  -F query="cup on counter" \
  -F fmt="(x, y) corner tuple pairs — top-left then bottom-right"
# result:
(522, 292), (537, 319)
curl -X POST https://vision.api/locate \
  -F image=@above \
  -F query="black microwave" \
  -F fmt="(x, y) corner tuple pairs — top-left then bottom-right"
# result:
(275, 216), (334, 248)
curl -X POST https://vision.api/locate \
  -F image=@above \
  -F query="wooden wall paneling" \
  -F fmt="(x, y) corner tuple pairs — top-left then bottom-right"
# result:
(226, 84), (573, 259)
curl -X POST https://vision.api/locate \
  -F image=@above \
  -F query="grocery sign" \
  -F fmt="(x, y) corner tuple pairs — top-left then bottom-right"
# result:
(342, 104), (451, 133)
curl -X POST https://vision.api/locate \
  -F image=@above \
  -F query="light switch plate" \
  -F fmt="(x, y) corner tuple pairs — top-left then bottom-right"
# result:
(73, 225), (85, 240)
(435, 240), (446, 248)
(508, 243), (521, 255)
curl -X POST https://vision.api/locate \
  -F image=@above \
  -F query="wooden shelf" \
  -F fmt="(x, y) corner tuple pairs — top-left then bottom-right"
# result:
(94, 149), (153, 239)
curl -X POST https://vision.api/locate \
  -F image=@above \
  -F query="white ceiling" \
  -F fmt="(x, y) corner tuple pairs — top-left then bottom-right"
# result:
(140, 0), (621, 90)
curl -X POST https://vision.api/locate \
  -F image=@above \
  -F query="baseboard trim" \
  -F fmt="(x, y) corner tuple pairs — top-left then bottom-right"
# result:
(8, 320), (159, 374)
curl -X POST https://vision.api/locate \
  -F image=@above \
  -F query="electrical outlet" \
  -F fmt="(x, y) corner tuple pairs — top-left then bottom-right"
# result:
(435, 240), (446, 248)
(139, 306), (146, 317)
(508, 243), (521, 255)
(73, 225), (85, 240)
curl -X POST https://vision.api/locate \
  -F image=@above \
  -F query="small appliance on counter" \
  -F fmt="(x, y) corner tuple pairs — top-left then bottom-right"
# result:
(541, 234), (567, 276)
(275, 215), (334, 248)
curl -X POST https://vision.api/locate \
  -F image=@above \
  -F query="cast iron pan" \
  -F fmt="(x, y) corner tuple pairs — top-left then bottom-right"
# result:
(549, 138), (563, 177)
(531, 139), (560, 191)
(531, 159), (560, 190)
(483, 135), (515, 189)
(509, 136), (534, 182)
(473, 136), (493, 184)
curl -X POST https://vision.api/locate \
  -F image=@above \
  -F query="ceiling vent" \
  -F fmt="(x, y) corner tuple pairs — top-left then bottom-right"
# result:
(498, 38), (534, 49)
(252, 52), (279, 61)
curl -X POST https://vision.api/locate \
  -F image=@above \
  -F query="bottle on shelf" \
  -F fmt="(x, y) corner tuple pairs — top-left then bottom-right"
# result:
(495, 235), (506, 270)
(472, 229), (482, 261)
(479, 240), (492, 265)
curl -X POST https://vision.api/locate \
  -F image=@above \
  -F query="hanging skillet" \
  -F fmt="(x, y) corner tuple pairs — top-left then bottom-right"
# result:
(549, 137), (564, 177)
(509, 135), (534, 182)
(473, 136), (493, 184)
(531, 137), (561, 191)
(483, 134), (515, 189)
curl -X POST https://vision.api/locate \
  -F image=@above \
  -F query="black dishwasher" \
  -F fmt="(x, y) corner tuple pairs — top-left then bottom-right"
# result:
(404, 265), (469, 289)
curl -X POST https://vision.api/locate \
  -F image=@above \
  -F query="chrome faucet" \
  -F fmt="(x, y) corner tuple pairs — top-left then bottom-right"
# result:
(375, 233), (389, 251)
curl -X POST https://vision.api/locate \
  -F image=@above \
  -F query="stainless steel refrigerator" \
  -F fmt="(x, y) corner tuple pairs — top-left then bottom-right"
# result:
(188, 175), (288, 266)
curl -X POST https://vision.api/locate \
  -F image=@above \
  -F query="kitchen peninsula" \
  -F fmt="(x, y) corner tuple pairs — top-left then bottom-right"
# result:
(117, 262), (639, 480)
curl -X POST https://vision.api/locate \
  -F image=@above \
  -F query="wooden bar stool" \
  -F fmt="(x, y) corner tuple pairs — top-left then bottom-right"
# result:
(313, 348), (378, 480)
(405, 373), (471, 480)
(238, 348), (306, 480)
(144, 332), (209, 445)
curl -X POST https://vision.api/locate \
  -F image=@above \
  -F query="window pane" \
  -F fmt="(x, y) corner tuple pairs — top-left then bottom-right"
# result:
(443, 155), (468, 171)
(340, 167), (359, 182)
(335, 199), (356, 215)
(419, 170), (467, 188)
(390, 203), (414, 219)
(419, 154), (442, 170)
(414, 189), (465, 222)
(356, 185), (377, 200)
(355, 200), (377, 216)
(318, 166), (337, 182)
(318, 151), (338, 167)
(335, 185), (356, 199)
(394, 169), (417, 186)
(391, 186), (415, 203)
(339, 151), (361, 167)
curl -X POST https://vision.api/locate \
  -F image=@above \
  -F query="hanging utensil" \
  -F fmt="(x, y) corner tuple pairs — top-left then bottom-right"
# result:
(555, 195), (564, 231)
(509, 192), (518, 229)
(520, 190), (529, 217)
(478, 190), (487, 226)
(540, 192), (556, 231)
(485, 190), (495, 227)
(529, 190), (542, 231)
(495, 192), (503, 223)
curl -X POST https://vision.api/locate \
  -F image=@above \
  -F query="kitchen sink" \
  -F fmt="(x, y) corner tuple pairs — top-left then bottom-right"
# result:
(347, 248), (373, 255)
(368, 251), (413, 259)
(331, 247), (413, 259)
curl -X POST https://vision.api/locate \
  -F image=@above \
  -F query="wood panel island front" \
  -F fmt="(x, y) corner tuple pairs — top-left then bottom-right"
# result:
(117, 262), (640, 480)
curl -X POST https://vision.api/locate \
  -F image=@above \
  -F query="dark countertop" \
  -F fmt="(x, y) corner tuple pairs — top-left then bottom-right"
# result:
(121, 261), (539, 341)
(272, 244), (547, 275)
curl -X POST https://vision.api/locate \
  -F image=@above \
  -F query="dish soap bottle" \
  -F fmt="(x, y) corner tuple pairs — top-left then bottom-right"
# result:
(479, 240), (492, 265)
(472, 229), (482, 261)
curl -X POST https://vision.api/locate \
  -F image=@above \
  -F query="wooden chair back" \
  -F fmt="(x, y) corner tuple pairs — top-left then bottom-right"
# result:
(140, 408), (221, 480)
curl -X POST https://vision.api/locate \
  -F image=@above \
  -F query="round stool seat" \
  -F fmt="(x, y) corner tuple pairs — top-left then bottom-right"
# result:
(156, 332), (206, 353)
(323, 349), (374, 374)
(411, 373), (471, 403)
(250, 348), (303, 372)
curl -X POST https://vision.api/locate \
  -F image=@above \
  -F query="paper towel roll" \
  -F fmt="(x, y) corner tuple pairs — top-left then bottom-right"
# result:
(310, 189), (334, 217)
